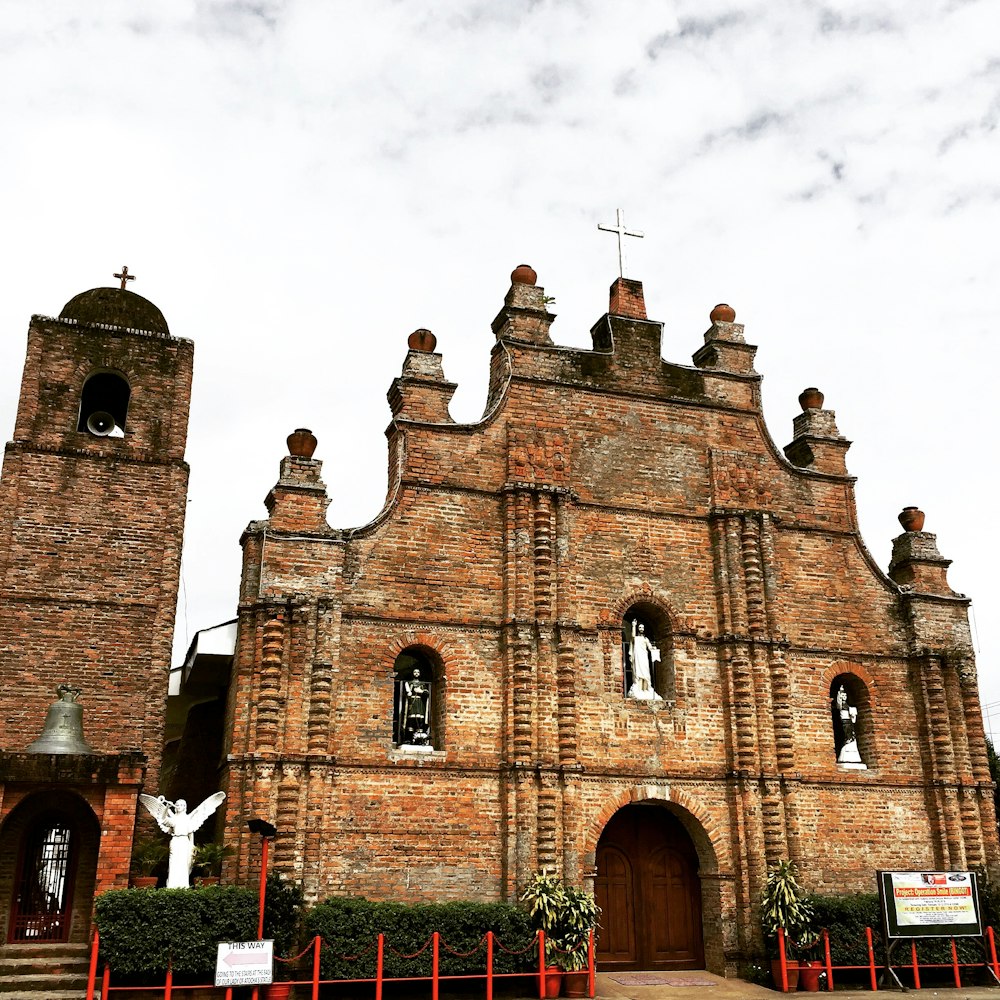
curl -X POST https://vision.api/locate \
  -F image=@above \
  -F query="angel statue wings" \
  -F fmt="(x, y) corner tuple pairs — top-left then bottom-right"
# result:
(139, 791), (226, 888)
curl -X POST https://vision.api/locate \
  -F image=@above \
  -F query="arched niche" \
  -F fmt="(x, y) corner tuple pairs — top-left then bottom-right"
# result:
(392, 645), (444, 750)
(829, 672), (873, 769)
(621, 600), (674, 701)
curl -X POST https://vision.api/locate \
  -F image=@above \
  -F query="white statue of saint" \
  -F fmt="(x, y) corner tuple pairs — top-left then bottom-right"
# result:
(627, 620), (662, 701)
(834, 685), (866, 769)
(139, 792), (227, 888)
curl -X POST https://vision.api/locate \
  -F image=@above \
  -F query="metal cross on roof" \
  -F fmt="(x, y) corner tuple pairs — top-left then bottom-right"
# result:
(113, 266), (135, 290)
(598, 209), (644, 279)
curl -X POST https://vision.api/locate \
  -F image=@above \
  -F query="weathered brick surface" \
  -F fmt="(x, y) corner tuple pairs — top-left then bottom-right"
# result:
(222, 270), (996, 974)
(0, 298), (192, 943)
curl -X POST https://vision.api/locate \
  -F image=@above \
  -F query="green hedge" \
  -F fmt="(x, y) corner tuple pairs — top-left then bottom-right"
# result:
(95, 885), (257, 982)
(303, 897), (536, 980)
(95, 875), (304, 982)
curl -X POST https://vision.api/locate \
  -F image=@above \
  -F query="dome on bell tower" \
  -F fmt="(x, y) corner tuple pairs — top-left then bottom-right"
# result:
(59, 286), (169, 335)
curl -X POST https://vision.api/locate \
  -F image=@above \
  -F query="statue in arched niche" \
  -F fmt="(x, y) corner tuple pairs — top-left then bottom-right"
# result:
(399, 668), (433, 749)
(832, 684), (866, 769)
(625, 618), (662, 701)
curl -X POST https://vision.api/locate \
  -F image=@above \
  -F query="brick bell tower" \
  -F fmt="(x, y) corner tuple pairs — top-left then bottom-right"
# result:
(0, 273), (193, 947)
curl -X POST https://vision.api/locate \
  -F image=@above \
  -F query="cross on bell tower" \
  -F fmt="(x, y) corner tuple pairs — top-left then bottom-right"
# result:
(113, 265), (135, 290)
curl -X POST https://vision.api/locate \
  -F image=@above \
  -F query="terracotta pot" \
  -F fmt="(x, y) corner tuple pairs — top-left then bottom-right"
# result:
(131, 876), (157, 888)
(511, 264), (538, 286)
(710, 303), (736, 323)
(266, 983), (294, 1000)
(562, 969), (589, 997)
(407, 328), (438, 352)
(798, 960), (822, 992)
(798, 387), (824, 411)
(898, 506), (925, 532)
(286, 428), (317, 459)
(541, 966), (562, 998)
(771, 958), (799, 991)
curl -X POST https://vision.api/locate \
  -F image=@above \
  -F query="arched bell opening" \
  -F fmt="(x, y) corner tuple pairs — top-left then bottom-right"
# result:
(1, 792), (100, 945)
(77, 370), (130, 438)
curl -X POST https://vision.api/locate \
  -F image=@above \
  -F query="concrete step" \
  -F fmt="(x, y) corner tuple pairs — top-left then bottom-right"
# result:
(0, 974), (88, 996)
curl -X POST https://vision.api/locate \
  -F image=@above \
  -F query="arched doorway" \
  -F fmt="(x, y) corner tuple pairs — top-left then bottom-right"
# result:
(595, 804), (704, 970)
(1, 793), (100, 946)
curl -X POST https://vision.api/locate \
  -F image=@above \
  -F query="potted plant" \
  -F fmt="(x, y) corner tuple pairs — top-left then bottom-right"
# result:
(130, 837), (167, 888)
(520, 872), (599, 999)
(796, 931), (824, 993)
(760, 860), (814, 991)
(192, 841), (233, 885)
(555, 887), (599, 998)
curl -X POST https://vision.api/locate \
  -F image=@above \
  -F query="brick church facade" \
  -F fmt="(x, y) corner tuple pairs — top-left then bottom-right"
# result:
(0, 265), (995, 976)
(212, 265), (998, 973)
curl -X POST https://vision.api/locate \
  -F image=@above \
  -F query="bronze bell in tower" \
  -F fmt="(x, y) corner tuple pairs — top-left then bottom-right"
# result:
(26, 684), (94, 754)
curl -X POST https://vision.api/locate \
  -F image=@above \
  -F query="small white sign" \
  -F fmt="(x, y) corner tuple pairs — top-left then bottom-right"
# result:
(215, 940), (274, 987)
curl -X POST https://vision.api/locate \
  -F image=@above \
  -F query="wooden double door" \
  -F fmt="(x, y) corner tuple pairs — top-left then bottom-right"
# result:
(595, 805), (704, 970)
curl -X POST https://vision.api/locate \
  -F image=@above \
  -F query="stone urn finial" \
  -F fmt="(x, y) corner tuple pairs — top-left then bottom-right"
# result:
(287, 428), (318, 459)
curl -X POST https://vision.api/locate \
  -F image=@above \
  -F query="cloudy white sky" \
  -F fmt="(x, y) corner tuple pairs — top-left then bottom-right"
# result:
(2, 1), (999, 730)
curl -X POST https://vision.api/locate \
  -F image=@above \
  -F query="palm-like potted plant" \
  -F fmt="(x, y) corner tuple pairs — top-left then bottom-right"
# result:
(760, 860), (815, 991)
(130, 837), (168, 888)
(192, 841), (233, 885)
(520, 872), (600, 998)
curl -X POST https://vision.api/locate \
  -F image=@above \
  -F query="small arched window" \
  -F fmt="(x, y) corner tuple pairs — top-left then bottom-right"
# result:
(830, 673), (872, 770)
(392, 647), (441, 750)
(77, 371), (130, 437)
(622, 602), (673, 701)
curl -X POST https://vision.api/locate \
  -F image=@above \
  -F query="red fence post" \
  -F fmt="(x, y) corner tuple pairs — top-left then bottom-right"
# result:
(101, 964), (110, 999)
(376, 933), (384, 1000)
(433, 931), (440, 1000)
(989, 926), (1000, 982)
(538, 930), (546, 999)
(312, 934), (321, 1000)
(910, 939), (920, 990)
(822, 928), (833, 992)
(778, 927), (789, 993)
(865, 927), (877, 992)
(86, 928), (99, 1000)
(164, 961), (172, 1000)
(588, 928), (595, 998)
(950, 938), (960, 988)
(225, 990), (233, 1000)
(486, 930), (494, 1000)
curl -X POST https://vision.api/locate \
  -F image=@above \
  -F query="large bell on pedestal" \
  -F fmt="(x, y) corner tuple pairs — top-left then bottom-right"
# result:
(26, 684), (94, 754)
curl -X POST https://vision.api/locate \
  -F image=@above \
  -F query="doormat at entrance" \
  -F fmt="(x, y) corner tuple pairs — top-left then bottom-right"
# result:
(608, 974), (716, 987)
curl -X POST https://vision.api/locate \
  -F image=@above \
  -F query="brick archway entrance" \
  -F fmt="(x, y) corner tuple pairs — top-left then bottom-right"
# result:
(595, 804), (704, 971)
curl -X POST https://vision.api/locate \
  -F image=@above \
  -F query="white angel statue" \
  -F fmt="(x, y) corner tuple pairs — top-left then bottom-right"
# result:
(139, 792), (226, 888)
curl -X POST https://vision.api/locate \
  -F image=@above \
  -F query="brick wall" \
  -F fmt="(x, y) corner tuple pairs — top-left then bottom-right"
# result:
(218, 272), (996, 972)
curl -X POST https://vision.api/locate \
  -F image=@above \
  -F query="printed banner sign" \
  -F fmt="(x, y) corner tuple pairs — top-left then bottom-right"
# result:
(880, 871), (982, 939)
(214, 940), (274, 987)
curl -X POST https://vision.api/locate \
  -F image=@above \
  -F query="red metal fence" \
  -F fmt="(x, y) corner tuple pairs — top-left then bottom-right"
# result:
(85, 927), (596, 1000)
(773, 925), (1000, 992)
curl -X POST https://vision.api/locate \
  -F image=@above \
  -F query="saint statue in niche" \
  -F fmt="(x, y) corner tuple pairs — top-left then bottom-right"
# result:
(626, 619), (662, 701)
(400, 668), (433, 749)
(833, 684), (866, 769)
(139, 792), (227, 888)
